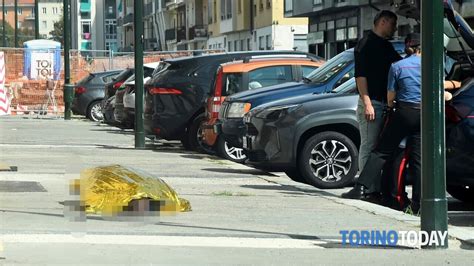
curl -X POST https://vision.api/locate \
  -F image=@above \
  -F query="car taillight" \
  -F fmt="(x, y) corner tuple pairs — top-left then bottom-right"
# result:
(208, 97), (225, 119)
(148, 87), (182, 95)
(214, 67), (223, 97)
(113, 81), (124, 89)
(75, 87), (86, 94)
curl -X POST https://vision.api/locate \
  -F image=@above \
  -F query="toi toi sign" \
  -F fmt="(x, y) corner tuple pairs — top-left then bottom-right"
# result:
(30, 52), (55, 80)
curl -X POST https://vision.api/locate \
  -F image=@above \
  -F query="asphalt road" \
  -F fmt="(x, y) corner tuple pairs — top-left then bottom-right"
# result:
(0, 116), (473, 265)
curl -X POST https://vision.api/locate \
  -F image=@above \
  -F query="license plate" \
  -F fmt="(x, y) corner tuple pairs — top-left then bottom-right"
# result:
(243, 115), (251, 123)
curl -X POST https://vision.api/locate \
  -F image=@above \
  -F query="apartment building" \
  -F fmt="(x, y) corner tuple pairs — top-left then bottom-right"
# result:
(70, 0), (118, 51)
(285, 0), (420, 59)
(207, 0), (308, 51)
(37, 0), (62, 39)
(0, 0), (35, 32)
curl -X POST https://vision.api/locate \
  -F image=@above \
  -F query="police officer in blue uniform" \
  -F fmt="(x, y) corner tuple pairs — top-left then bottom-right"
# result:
(353, 33), (423, 212)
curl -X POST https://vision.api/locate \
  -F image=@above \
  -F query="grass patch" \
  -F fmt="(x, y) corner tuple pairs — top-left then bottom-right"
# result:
(212, 191), (254, 197)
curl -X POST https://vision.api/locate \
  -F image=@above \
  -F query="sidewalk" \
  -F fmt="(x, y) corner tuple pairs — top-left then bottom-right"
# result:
(0, 116), (473, 264)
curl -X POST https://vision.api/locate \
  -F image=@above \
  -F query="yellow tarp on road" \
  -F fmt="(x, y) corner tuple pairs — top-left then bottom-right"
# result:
(72, 165), (191, 216)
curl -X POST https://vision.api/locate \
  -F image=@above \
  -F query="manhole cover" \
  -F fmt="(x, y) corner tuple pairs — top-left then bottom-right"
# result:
(0, 181), (47, 192)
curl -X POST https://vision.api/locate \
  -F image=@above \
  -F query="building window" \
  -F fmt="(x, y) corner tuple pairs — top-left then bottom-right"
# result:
(42, 21), (47, 28)
(259, 0), (264, 11)
(266, 35), (271, 50)
(285, 0), (293, 12)
(336, 18), (347, 28)
(266, 0), (271, 8)
(53, 7), (59, 14)
(228, 41), (232, 51)
(247, 38), (251, 50)
(240, 39), (244, 51)
(313, 0), (322, 5)
(336, 28), (346, 41)
(238, 0), (242, 13)
(348, 27), (358, 39)
(213, 0), (217, 22)
(259, 36), (264, 50)
(327, 20), (335, 30)
(234, 40), (238, 51)
(226, 0), (232, 19)
(17, 8), (22, 15)
(105, 19), (117, 40)
(42, 7), (47, 14)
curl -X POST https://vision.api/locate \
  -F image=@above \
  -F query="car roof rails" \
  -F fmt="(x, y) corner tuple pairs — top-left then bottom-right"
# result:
(242, 54), (314, 63)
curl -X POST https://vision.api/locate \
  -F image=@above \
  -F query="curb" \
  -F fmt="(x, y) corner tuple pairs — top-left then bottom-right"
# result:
(219, 159), (474, 249)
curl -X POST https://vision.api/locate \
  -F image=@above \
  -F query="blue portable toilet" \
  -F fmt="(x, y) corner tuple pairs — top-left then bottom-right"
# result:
(23, 40), (61, 80)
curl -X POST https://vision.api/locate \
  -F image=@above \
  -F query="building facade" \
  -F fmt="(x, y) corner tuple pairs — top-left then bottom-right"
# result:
(0, 0), (35, 33)
(71, 0), (118, 51)
(207, 0), (308, 51)
(37, 0), (62, 39)
(285, 0), (420, 59)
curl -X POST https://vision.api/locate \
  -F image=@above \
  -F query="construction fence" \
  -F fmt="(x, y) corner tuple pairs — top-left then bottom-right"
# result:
(0, 48), (224, 117)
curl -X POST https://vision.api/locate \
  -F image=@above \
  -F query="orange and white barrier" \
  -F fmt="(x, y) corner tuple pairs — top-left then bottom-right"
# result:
(0, 51), (10, 115)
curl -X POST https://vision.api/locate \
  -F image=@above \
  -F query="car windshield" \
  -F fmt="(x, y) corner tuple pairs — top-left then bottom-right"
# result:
(331, 77), (356, 94)
(306, 51), (353, 84)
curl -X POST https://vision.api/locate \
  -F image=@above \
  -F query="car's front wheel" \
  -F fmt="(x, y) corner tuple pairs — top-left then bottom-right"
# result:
(87, 100), (104, 122)
(298, 131), (358, 189)
(217, 136), (247, 163)
(447, 185), (474, 203)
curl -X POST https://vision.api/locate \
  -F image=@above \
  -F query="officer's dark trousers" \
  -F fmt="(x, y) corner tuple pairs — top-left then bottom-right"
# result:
(357, 102), (421, 198)
(388, 134), (422, 208)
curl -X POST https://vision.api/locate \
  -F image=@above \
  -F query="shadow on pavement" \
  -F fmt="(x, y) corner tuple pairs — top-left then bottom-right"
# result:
(240, 184), (337, 198)
(202, 168), (277, 176)
(448, 199), (474, 227)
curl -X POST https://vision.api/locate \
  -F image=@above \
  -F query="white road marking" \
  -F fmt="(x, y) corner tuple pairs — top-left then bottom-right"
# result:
(0, 234), (325, 249)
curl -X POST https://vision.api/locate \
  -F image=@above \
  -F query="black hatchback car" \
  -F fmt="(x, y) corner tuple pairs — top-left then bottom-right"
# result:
(72, 70), (121, 121)
(143, 51), (322, 151)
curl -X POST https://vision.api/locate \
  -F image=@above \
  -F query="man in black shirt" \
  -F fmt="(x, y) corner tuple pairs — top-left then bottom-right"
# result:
(342, 10), (402, 199)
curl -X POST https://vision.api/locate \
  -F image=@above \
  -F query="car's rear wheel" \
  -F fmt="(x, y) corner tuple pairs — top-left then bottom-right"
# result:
(447, 185), (474, 203)
(186, 114), (214, 153)
(284, 167), (307, 184)
(298, 131), (358, 189)
(217, 136), (247, 163)
(87, 100), (104, 122)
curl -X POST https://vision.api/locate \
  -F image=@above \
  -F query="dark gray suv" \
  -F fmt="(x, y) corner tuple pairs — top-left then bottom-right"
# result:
(242, 78), (359, 189)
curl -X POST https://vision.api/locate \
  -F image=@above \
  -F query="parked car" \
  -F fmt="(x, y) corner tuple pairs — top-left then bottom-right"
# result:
(122, 62), (162, 128)
(114, 63), (160, 128)
(217, 41), (405, 150)
(102, 68), (134, 125)
(143, 51), (323, 151)
(202, 56), (324, 163)
(72, 70), (122, 121)
(241, 1), (474, 199)
(243, 78), (359, 189)
(443, 0), (474, 202)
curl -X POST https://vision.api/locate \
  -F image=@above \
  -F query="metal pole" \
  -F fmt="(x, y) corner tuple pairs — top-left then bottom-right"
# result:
(421, 0), (448, 249)
(14, 0), (17, 47)
(2, 0), (6, 47)
(34, 0), (39, 39)
(63, 0), (73, 120)
(134, 0), (145, 148)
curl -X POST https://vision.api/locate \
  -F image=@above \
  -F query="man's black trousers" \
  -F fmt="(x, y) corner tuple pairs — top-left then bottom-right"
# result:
(357, 103), (421, 199)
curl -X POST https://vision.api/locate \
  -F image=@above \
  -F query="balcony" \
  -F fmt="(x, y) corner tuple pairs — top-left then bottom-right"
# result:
(165, 28), (176, 42)
(124, 13), (134, 25)
(144, 2), (154, 16)
(189, 25), (208, 40)
(177, 26), (186, 42)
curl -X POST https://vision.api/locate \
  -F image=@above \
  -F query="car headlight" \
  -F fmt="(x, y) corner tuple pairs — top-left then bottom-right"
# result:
(226, 102), (252, 118)
(254, 104), (301, 120)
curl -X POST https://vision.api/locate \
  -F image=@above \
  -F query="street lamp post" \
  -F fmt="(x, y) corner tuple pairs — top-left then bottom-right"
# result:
(63, 0), (73, 120)
(14, 0), (17, 47)
(35, 0), (39, 39)
(421, 0), (448, 249)
(2, 0), (6, 47)
(134, 0), (145, 148)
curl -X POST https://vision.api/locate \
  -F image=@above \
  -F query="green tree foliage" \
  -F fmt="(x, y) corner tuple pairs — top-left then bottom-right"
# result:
(0, 20), (35, 47)
(49, 16), (64, 45)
